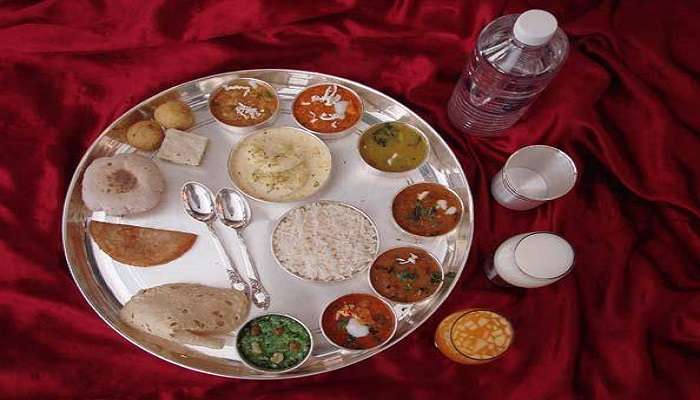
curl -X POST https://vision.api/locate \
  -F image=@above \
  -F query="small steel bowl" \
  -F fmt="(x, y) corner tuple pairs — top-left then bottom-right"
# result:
(367, 246), (445, 305)
(357, 121), (431, 178)
(319, 293), (398, 351)
(270, 200), (380, 282)
(235, 313), (314, 374)
(390, 182), (465, 239)
(227, 127), (333, 204)
(208, 78), (280, 135)
(291, 83), (364, 140)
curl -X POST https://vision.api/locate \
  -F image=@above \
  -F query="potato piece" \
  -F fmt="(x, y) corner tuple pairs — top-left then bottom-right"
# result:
(154, 100), (194, 130)
(270, 352), (284, 364)
(126, 120), (164, 151)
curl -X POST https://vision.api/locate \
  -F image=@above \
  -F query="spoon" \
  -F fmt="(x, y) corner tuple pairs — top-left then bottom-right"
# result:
(181, 182), (251, 299)
(216, 188), (271, 310)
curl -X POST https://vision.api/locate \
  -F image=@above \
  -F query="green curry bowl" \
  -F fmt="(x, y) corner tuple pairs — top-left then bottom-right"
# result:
(357, 121), (431, 177)
(236, 314), (314, 373)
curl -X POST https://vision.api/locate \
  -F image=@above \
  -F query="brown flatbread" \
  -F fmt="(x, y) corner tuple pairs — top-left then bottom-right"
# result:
(89, 221), (196, 267)
(119, 283), (250, 349)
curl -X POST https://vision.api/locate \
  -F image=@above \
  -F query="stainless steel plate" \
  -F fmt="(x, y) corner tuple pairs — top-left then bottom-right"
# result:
(62, 69), (475, 379)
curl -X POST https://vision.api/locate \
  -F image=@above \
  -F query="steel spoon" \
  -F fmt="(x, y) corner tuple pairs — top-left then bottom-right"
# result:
(181, 182), (251, 299)
(215, 188), (271, 309)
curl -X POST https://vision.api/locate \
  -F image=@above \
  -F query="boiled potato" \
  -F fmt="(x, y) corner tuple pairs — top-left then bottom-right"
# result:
(126, 120), (164, 151)
(154, 100), (194, 130)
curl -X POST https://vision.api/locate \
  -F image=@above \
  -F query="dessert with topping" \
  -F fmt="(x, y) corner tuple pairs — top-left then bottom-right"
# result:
(321, 293), (396, 350)
(292, 83), (363, 137)
(392, 182), (463, 237)
(228, 127), (331, 202)
(359, 122), (429, 173)
(434, 310), (513, 364)
(209, 78), (279, 132)
(237, 314), (312, 372)
(369, 247), (443, 303)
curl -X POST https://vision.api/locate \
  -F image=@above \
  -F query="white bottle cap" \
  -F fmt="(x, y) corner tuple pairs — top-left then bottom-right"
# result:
(513, 9), (558, 46)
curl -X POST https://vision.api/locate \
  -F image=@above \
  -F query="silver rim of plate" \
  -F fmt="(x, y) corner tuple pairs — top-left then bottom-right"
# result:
(61, 69), (475, 379)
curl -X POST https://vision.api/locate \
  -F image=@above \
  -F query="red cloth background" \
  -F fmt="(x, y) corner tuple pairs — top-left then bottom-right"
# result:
(1, 0), (699, 398)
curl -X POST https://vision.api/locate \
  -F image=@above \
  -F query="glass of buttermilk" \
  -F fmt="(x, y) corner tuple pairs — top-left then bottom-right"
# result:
(485, 232), (575, 288)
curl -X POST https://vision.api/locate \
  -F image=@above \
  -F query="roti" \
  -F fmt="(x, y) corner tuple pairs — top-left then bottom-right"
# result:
(120, 283), (250, 349)
(89, 221), (196, 267)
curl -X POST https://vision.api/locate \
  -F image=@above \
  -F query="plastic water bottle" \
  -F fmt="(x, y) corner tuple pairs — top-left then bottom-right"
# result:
(447, 10), (569, 135)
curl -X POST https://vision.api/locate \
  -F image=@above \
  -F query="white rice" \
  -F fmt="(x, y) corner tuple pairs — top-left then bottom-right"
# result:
(272, 202), (379, 281)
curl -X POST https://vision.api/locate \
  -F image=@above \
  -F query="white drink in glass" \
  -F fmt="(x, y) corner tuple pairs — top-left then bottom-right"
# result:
(485, 232), (574, 288)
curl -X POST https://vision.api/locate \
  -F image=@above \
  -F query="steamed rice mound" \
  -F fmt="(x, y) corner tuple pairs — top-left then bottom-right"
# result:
(272, 202), (379, 281)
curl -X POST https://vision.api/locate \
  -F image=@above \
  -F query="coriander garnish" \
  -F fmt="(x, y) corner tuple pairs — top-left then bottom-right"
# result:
(411, 200), (436, 223)
(397, 270), (417, 281)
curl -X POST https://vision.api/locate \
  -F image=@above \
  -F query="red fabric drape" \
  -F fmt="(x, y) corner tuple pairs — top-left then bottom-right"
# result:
(1, 0), (698, 398)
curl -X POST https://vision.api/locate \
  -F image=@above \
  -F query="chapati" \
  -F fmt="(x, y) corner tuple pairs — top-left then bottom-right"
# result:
(89, 221), (196, 267)
(119, 283), (250, 349)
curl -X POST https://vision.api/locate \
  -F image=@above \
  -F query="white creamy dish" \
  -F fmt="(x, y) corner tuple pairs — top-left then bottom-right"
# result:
(228, 127), (332, 202)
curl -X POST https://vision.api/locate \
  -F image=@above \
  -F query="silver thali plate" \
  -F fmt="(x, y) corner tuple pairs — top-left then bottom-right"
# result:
(62, 69), (474, 379)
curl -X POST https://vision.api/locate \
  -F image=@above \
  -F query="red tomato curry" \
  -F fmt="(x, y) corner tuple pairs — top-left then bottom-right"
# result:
(370, 247), (442, 303)
(292, 84), (362, 134)
(392, 182), (462, 237)
(321, 293), (395, 350)
(211, 80), (278, 127)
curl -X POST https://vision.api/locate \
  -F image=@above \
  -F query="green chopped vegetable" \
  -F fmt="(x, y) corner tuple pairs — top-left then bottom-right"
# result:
(371, 124), (397, 147)
(336, 317), (349, 331)
(237, 315), (311, 371)
(397, 270), (417, 281)
(411, 200), (436, 223)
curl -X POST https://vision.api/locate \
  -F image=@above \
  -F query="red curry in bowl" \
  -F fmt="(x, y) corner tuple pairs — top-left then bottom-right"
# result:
(369, 247), (443, 303)
(292, 84), (363, 135)
(392, 182), (463, 237)
(210, 78), (278, 127)
(321, 293), (396, 350)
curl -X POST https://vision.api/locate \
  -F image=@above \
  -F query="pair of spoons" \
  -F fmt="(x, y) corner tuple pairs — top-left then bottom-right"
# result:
(181, 182), (270, 309)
